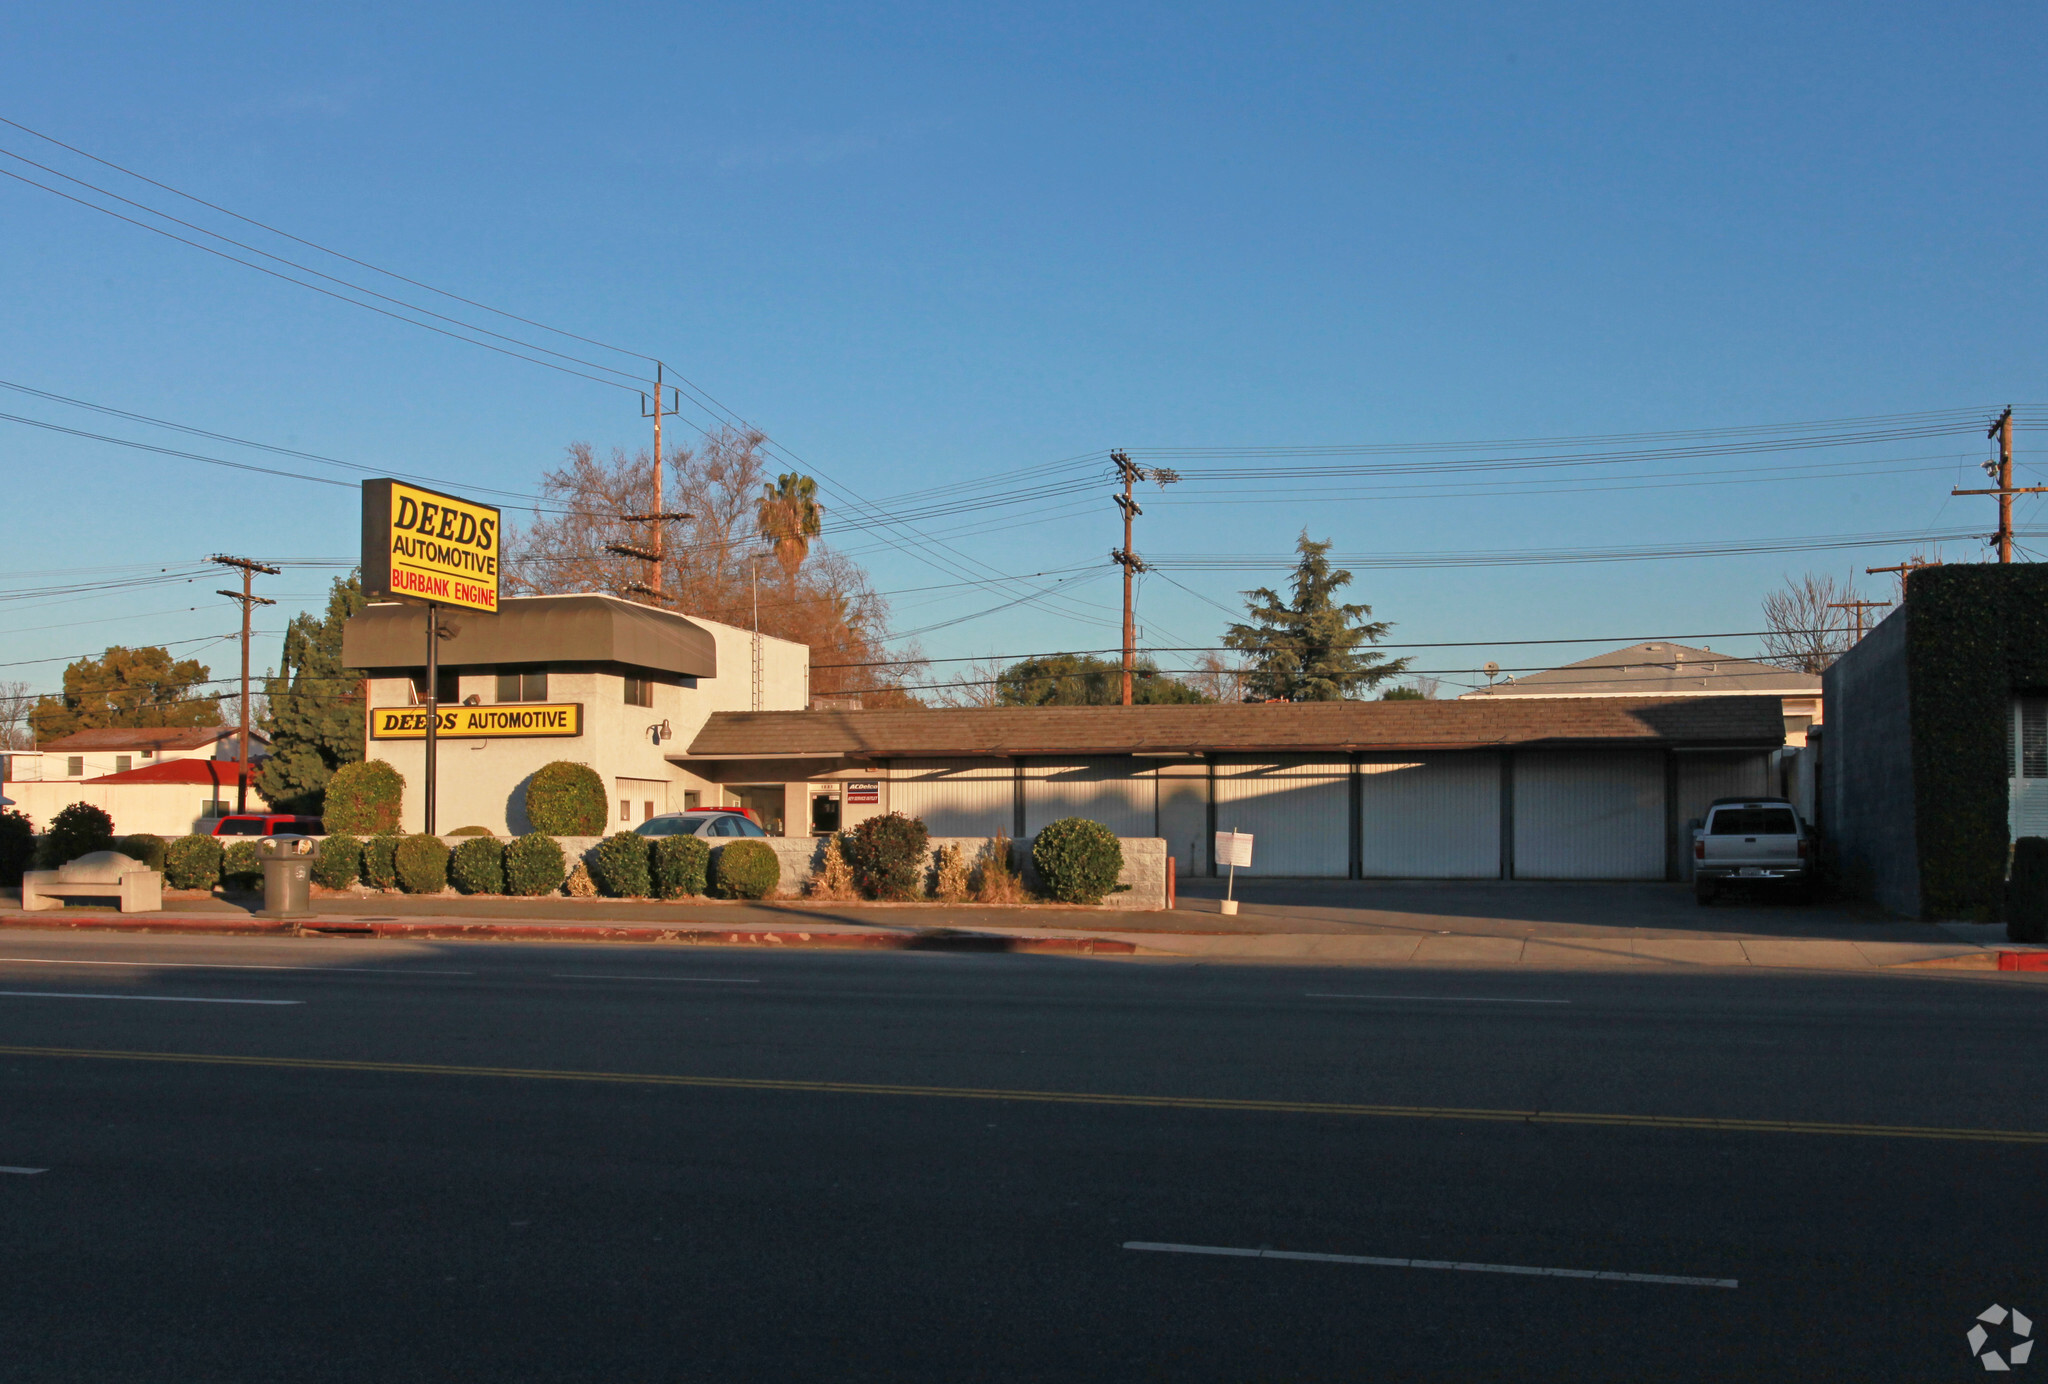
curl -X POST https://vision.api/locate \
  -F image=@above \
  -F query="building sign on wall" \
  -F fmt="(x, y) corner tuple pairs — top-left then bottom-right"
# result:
(846, 780), (880, 804)
(370, 704), (584, 740)
(362, 479), (502, 613)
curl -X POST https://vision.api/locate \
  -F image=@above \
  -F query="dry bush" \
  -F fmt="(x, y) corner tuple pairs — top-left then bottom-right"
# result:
(564, 861), (598, 898)
(933, 843), (969, 902)
(808, 834), (858, 900)
(971, 833), (1026, 905)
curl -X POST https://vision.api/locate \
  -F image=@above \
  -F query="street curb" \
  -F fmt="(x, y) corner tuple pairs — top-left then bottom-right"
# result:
(1886, 949), (2048, 971)
(0, 912), (1137, 955)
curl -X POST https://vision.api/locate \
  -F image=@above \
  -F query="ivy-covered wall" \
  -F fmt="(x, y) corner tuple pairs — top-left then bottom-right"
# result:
(1905, 564), (2048, 919)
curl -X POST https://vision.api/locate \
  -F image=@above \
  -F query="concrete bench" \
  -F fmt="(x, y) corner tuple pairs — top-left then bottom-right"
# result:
(20, 851), (162, 913)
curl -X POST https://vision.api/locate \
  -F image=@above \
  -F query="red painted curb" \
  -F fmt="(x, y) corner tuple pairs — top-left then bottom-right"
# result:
(1998, 951), (2048, 971)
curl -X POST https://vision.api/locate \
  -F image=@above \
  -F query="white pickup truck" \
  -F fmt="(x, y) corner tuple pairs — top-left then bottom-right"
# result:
(1692, 797), (1813, 904)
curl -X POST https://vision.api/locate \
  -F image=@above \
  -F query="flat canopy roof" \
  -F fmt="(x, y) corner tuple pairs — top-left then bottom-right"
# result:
(343, 593), (718, 678)
(684, 696), (1785, 760)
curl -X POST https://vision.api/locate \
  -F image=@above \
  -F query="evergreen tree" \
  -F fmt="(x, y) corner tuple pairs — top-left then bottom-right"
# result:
(257, 573), (367, 815)
(995, 653), (1209, 706)
(1223, 533), (1409, 701)
(30, 647), (220, 739)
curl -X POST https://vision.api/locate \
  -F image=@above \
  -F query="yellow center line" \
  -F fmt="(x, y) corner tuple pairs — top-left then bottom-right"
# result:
(1, 1043), (2041, 1144)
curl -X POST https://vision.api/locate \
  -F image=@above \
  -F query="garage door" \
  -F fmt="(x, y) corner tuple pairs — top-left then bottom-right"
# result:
(1214, 758), (1348, 877)
(1513, 751), (1665, 879)
(1358, 754), (1501, 878)
(1675, 753), (1769, 880)
(1024, 759), (1153, 837)
(891, 759), (1013, 838)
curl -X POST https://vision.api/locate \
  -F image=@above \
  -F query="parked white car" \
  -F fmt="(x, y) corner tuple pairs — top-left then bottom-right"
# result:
(1692, 797), (1812, 904)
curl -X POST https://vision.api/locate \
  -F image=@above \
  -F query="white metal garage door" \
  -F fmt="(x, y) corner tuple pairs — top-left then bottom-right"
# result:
(891, 759), (1013, 838)
(1675, 753), (1769, 880)
(1024, 759), (1154, 838)
(1358, 754), (1501, 878)
(1513, 751), (1665, 880)
(1214, 758), (1348, 876)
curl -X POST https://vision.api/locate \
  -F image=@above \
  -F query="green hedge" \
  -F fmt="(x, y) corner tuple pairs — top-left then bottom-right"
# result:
(324, 760), (405, 836)
(39, 802), (115, 868)
(165, 834), (222, 891)
(504, 834), (565, 896)
(1032, 817), (1124, 904)
(363, 834), (401, 890)
(395, 834), (449, 894)
(526, 762), (608, 836)
(448, 825), (494, 836)
(0, 809), (33, 887)
(312, 833), (362, 889)
(711, 839), (779, 900)
(652, 834), (710, 899)
(115, 834), (167, 872)
(594, 832), (652, 898)
(1904, 565), (2048, 919)
(841, 812), (929, 900)
(222, 840), (262, 890)
(449, 836), (505, 895)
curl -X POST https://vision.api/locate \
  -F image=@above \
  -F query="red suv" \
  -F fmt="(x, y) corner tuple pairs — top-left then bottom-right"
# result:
(211, 814), (325, 837)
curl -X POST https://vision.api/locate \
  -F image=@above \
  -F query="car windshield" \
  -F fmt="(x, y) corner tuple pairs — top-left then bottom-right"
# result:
(1710, 807), (1798, 836)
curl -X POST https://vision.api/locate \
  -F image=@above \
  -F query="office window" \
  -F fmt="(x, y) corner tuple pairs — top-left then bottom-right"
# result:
(683, 791), (701, 809)
(623, 676), (653, 707)
(497, 671), (549, 703)
(619, 799), (631, 822)
(67, 756), (83, 777)
(115, 755), (133, 773)
(409, 671), (461, 703)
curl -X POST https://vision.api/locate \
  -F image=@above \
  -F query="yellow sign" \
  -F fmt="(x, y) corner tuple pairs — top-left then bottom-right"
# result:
(362, 479), (502, 613)
(370, 704), (583, 740)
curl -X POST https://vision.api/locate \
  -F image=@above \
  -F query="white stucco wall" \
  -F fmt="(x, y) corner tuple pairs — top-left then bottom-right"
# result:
(5, 779), (260, 838)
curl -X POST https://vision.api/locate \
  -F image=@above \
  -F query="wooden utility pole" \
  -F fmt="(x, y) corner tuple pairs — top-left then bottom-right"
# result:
(1109, 450), (1179, 705)
(208, 555), (279, 812)
(1827, 599), (1891, 644)
(1866, 557), (1941, 601)
(612, 364), (693, 602)
(1952, 407), (2047, 563)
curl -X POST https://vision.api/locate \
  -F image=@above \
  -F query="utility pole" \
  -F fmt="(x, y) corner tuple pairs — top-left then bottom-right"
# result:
(1827, 599), (1891, 644)
(1866, 557), (1941, 602)
(1952, 407), (2047, 563)
(1109, 450), (1180, 705)
(209, 555), (279, 812)
(751, 557), (762, 713)
(611, 364), (693, 602)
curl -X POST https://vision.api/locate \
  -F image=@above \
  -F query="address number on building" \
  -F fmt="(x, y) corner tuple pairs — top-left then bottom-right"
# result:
(371, 704), (585, 740)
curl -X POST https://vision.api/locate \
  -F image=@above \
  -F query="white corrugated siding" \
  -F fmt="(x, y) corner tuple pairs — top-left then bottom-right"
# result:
(1156, 765), (1209, 880)
(891, 758), (1014, 838)
(1214, 757), (1349, 876)
(1024, 759), (1154, 837)
(1513, 751), (1665, 880)
(1675, 753), (1769, 880)
(1358, 754), (1501, 878)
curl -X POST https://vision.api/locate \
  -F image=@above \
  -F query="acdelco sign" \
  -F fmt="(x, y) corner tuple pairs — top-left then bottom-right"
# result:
(362, 479), (501, 613)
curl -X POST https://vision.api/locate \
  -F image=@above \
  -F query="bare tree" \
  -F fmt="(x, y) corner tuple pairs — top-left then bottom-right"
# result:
(1761, 573), (1854, 673)
(929, 659), (1007, 709)
(1181, 650), (1251, 704)
(0, 680), (32, 749)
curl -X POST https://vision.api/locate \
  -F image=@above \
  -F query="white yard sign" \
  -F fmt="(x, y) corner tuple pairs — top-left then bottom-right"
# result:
(1214, 830), (1254, 913)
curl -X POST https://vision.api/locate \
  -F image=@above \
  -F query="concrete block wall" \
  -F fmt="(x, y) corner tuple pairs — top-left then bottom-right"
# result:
(1821, 609), (1920, 916)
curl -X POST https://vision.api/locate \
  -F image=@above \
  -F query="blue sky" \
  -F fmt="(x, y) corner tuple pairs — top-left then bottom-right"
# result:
(4, 1), (2046, 701)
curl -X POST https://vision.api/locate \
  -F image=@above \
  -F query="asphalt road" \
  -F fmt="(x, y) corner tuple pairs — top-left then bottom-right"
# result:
(0, 934), (2042, 1382)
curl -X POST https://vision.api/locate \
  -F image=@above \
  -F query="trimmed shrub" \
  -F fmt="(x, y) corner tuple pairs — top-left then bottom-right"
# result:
(933, 843), (969, 902)
(1032, 817), (1124, 904)
(115, 834), (168, 872)
(165, 834), (223, 891)
(363, 834), (400, 890)
(711, 839), (780, 900)
(504, 833), (566, 897)
(0, 809), (33, 887)
(395, 833), (449, 894)
(39, 802), (115, 868)
(449, 825), (494, 836)
(564, 861), (598, 897)
(808, 834), (856, 900)
(449, 836), (505, 895)
(222, 840), (263, 890)
(842, 812), (930, 901)
(2009, 837), (2048, 943)
(312, 833), (362, 889)
(594, 832), (653, 898)
(323, 760), (405, 836)
(526, 761), (608, 836)
(652, 834), (710, 899)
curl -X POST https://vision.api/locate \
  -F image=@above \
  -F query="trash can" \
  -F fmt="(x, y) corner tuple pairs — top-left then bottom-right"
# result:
(257, 835), (317, 919)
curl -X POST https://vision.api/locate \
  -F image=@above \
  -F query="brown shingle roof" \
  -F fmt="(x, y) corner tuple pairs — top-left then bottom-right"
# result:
(684, 697), (1785, 759)
(38, 726), (249, 752)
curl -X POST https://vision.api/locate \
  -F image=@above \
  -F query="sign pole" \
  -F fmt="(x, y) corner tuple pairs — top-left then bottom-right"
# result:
(424, 601), (439, 836)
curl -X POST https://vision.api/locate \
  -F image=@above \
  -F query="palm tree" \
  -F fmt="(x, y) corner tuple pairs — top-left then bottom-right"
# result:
(756, 473), (824, 582)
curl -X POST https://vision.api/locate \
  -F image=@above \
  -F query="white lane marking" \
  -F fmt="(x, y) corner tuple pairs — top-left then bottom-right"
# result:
(0, 990), (302, 1006)
(550, 974), (760, 984)
(1306, 992), (1569, 1005)
(0, 1166), (47, 1175)
(1123, 1241), (1735, 1289)
(0, 957), (473, 976)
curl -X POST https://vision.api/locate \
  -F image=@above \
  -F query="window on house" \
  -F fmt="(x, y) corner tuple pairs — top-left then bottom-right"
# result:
(141, 748), (154, 760)
(67, 756), (83, 777)
(115, 755), (133, 773)
(200, 798), (227, 818)
(619, 799), (631, 822)
(409, 671), (461, 703)
(623, 676), (653, 707)
(2023, 699), (2048, 779)
(497, 671), (550, 703)
(683, 791), (701, 810)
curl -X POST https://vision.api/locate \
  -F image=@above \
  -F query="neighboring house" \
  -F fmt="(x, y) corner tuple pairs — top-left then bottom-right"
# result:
(3, 725), (269, 783)
(4, 755), (266, 838)
(1458, 642), (1823, 746)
